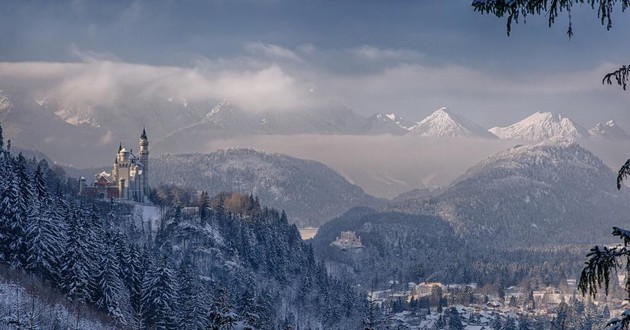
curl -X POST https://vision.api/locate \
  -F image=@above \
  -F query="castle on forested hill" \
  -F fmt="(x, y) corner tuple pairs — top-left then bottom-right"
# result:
(79, 128), (150, 203)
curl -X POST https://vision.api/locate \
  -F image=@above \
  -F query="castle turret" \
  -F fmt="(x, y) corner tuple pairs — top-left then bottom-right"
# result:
(139, 127), (149, 200)
(119, 178), (126, 199)
(79, 177), (86, 195)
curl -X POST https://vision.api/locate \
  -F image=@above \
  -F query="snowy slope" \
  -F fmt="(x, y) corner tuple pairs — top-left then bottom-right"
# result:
(151, 148), (383, 226)
(489, 112), (588, 141)
(391, 140), (630, 247)
(408, 107), (497, 138)
(362, 112), (409, 135)
(589, 120), (630, 140)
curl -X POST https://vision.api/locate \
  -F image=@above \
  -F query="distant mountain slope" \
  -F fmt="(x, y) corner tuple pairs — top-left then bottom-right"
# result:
(589, 120), (630, 140)
(391, 140), (629, 247)
(151, 148), (383, 226)
(311, 207), (459, 284)
(311, 207), (584, 288)
(154, 101), (408, 152)
(489, 112), (589, 141)
(0, 90), (116, 167)
(408, 107), (497, 138)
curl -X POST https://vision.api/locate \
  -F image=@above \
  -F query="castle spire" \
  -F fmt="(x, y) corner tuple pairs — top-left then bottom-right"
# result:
(118, 142), (122, 153)
(141, 126), (147, 140)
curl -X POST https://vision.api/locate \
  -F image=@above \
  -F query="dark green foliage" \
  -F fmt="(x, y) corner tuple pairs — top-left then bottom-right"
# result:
(472, 0), (630, 90)
(208, 288), (238, 330)
(618, 159), (630, 189)
(314, 207), (585, 290)
(141, 256), (178, 329)
(177, 254), (207, 329)
(472, 0), (629, 37)
(447, 307), (464, 330)
(578, 226), (630, 329)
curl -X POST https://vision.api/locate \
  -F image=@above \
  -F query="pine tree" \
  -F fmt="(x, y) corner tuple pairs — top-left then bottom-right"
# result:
(141, 255), (178, 329)
(8, 153), (31, 267)
(0, 154), (18, 264)
(551, 301), (569, 330)
(25, 167), (63, 281)
(60, 208), (92, 302)
(177, 254), (207, 329)
(518, 315), (531, 330)
(94, 233), (130, 325)
(124, 243), (145, 328)
(208, 287), (238, 330)
(503, 316), (517, 330)
(447, 307), (464, 330)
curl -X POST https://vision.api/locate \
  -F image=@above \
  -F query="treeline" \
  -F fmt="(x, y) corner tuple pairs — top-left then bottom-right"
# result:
(313, 207), (586, 290)
(0, 136), (367, 328)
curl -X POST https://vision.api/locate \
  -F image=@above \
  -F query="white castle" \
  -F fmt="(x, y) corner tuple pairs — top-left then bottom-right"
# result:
(79, 128), (150, 202)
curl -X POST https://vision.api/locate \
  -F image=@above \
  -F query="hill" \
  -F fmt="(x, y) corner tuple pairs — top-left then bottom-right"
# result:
(151, 148), (383, 226)
(391, 140), (629, 247)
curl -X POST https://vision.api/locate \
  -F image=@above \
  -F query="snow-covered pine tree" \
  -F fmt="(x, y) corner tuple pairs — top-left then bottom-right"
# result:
(141, 255), (178, 329)
(123, 242), (145, 328)
(447, 307), (464, 330)
(10, 153), (32, 267)
(94, 232), (131, 325)
(59, 207), (92, 302)
(208, 287), (238, 330)
(25, 164), (64, 282)
(176, 253), (207, 329)
(0, 153), (18, 264)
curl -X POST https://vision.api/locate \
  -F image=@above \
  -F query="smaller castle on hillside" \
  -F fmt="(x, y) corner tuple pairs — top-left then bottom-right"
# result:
(79, 128), (150, 203)
(331, 231), (364, 250)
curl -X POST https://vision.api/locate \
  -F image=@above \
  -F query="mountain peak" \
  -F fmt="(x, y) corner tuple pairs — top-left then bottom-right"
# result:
(408, 107), (497, 139)
(489, 111), (588, 142)
(435, 107), (449, 114)
(589, 119), (630, 139)
(0, 90), (12, 111)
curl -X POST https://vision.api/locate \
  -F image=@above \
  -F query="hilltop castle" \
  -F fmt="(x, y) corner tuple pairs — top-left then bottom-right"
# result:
(79, 128), (150, 203)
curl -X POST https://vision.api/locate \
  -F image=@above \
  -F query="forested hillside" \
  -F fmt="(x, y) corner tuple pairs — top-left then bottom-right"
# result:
(313, 207), (585, 291)
(150, 148), (382, 226)
(390, 141), (629, 247)
(0, 142), (366, 328)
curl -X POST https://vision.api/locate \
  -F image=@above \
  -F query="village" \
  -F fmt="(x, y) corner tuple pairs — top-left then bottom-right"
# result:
(330, 231), (623, 329)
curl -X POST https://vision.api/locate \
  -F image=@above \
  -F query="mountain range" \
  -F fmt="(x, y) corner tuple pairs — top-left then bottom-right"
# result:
(2, 87), (627, 165)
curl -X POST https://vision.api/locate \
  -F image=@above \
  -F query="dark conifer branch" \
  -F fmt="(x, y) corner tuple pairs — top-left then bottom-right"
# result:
(604, 65), (630, 90)
(617, 159), (630, 189)
(473, 0), (630, 88)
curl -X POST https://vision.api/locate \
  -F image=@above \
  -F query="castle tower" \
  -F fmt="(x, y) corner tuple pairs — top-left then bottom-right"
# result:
(139, 127), (149, 200)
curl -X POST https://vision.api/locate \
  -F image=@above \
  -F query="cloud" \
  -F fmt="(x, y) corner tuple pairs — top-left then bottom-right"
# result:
(0, 46), (625, 127)
(0, 60), (314, 112)
(244, 42), (301, 61)
(350, 45), (424, 62)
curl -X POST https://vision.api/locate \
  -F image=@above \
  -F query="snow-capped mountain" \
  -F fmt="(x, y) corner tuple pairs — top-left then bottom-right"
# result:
(589, 120), (630, 140)
(362, 113), (409, 135)
(391, 140), (630, 247)
(0, 90), (12, 111)
(408, 107), (497, 138)
(151, 148), (383, 226)
(489, 111), (588, 142)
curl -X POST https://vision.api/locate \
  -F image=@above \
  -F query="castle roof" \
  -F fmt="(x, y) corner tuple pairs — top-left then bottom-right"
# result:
(141, 127), (148, 139)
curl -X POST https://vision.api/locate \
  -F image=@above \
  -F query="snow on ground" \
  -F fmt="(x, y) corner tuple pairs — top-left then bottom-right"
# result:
(0, 280), (111, 329)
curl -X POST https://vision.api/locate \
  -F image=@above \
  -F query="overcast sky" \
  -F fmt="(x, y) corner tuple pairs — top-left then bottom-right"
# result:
(1, 0), (629, 128)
